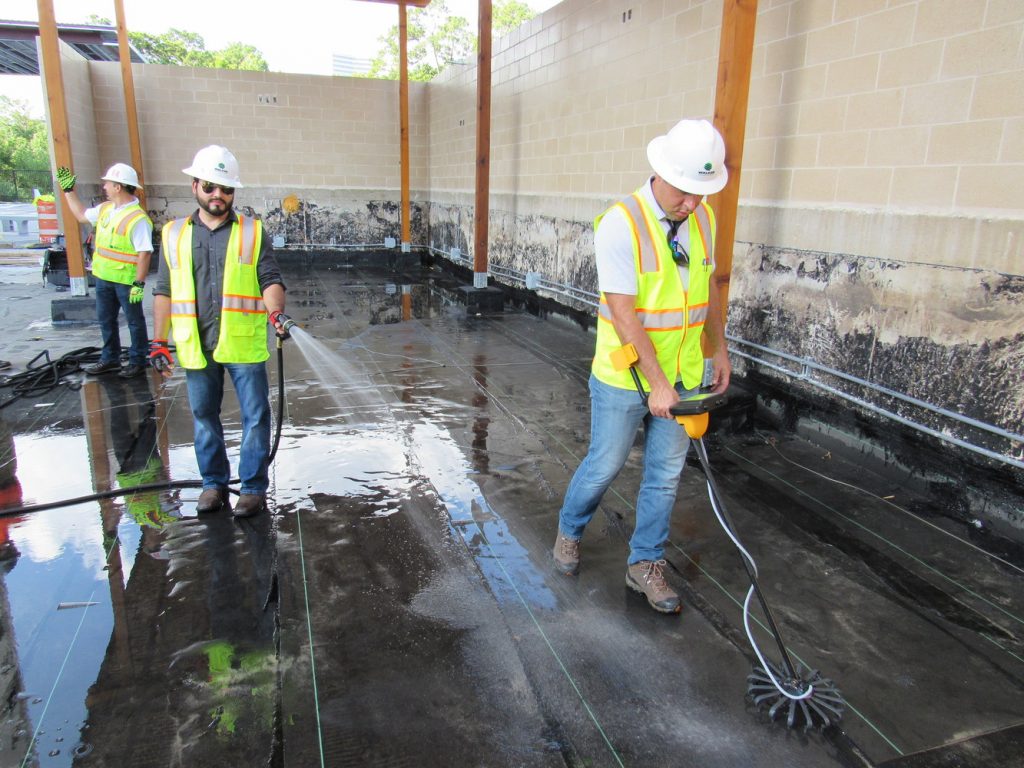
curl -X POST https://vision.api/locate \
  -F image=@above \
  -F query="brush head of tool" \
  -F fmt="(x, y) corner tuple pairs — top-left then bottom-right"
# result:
(747, 660), (845, 731)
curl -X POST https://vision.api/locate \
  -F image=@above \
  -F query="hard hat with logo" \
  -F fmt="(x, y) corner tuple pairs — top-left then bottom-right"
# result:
(101, 162), (142, 189)
(646, 119), (728, 196)
(182, 145), (244, 188)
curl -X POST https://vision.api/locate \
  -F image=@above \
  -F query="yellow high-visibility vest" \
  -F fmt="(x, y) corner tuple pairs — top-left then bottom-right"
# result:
(160, 215), (268, 369)
(92, 202), (150, 285)
(590, 189), (715, 392)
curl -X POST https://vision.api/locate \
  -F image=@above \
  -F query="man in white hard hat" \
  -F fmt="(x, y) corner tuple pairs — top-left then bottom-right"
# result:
(57, 163), (153, 378)
(553, 119), (732, 614)
(149, 145), (291, 518)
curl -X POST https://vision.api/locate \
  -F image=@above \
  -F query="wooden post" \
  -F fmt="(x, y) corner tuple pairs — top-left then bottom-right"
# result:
(113, 0), (145, 209)
(472, 0), (492, 288)
(399, 3), (411, 248)
(709, 0), (758, 317)
(37, 0), (87, 296)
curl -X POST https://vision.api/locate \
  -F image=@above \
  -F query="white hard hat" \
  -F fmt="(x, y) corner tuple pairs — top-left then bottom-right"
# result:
(101, 162), (142, 189)
(182, 145), (244, 188)
(646, 119), (728, 196)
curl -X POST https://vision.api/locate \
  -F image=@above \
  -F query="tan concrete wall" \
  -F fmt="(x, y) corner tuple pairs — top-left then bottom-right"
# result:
(422, 0), (1024, 452)
(85, 63), (431, 243)
(62, 0), (1023, 449)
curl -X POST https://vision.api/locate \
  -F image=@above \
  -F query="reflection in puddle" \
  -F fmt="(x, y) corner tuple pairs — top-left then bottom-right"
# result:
(410, 422), (556, 611)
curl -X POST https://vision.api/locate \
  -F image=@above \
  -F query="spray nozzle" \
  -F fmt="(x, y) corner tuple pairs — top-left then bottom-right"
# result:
(269, 310), (295, 340)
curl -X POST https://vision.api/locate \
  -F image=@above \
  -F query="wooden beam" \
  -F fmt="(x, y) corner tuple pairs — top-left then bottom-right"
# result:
(472, 0), (492, 286)
(399, 3), (411, 245)
(113, 0), (145, 209)
(36, 0), (87, 295)
(709, 0), (758, 318)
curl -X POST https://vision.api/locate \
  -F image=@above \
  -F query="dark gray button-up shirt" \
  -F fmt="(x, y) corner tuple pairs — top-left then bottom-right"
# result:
(154, 210), (284, 351)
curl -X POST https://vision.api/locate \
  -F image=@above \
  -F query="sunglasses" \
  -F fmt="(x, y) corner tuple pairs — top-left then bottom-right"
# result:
(199, 181), (235, 195)
(667, 226), (689, 266)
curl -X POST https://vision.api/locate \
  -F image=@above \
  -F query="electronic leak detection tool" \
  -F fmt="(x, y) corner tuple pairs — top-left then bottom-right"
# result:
(612, 343), (844, 730)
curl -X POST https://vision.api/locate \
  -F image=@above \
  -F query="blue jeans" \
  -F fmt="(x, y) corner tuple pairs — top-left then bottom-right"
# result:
(185, 359), (271, 495)
(95, 277), (148, 366)
(559, 375), (693, 564)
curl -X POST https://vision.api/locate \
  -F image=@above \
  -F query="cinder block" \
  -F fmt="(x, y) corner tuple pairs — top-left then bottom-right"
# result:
(51, 298), (96, 325)
(459, 286), (505, 314)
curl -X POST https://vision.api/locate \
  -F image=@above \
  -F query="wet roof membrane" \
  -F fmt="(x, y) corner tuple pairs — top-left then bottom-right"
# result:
(0, 256), (1020, 766)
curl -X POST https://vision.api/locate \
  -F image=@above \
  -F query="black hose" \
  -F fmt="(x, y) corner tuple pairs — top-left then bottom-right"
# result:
(269, 339), (285, 462)
(0, 346), (102, 409)
(0, 342), (289, 517)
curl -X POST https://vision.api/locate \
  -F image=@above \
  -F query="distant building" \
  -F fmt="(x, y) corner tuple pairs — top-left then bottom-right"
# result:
(332, 54), (372, 77)
(0, 203), (39, 248)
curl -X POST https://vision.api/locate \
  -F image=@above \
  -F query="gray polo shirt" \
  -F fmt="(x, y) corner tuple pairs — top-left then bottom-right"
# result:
(154, 210), (285, 352)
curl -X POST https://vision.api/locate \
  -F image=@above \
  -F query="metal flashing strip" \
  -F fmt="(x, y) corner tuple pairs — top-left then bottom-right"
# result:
(728, 336), (1024, 471)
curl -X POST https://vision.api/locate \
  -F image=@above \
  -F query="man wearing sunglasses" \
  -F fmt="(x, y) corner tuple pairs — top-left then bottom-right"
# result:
(553, 119), (732, 614)
(149, 145), (291, 518)
(56, 162), (153, 379)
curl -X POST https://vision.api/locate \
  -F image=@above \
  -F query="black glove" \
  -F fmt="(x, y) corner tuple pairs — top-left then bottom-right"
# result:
(56, 166), (77, 193)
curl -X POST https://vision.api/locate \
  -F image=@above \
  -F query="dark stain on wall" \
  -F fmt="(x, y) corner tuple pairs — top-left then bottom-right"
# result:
(730, 244), (1023, 470)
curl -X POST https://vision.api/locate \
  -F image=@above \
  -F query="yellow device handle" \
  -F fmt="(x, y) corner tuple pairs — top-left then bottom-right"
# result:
(676, 412), (709, 439)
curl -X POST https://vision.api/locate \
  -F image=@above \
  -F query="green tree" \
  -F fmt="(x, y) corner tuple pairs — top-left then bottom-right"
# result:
(0, 96), (51, 201)
(87, 17), (268, 71)
(494, 0), (536, 36)
(366, 0), (535, 81)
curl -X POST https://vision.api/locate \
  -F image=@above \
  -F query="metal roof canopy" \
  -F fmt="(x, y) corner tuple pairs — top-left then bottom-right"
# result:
(0, 19), (144, 75)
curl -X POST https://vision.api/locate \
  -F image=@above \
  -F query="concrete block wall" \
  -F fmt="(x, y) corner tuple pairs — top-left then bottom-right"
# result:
(63, 0), (1024, 455)
(425, 0), (1024, 454)
(87, 62), (431, 242)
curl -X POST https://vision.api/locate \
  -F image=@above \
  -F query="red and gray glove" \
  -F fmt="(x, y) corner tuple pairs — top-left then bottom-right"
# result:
(268, 309), (294, 339)
(148, 339), (173, 376)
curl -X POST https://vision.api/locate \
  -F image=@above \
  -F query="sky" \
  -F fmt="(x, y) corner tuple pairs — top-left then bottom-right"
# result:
(2, 0), (561, 116)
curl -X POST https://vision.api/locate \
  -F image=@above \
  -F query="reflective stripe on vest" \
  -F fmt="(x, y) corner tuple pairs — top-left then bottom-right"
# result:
(161, 216), (268, 369)
(92, 202), (150, 284)
(590, 189), (715, 392)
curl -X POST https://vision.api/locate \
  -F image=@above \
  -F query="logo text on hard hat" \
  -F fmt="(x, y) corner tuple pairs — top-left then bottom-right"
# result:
(699, 162), (715, 176)
(217, 163), (226, 171)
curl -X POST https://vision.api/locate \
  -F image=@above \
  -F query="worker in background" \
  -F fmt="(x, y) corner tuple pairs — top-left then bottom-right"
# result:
(553, 119), (732, 614)
(149, 146), (291, 519)
(57, 163), (152, 378)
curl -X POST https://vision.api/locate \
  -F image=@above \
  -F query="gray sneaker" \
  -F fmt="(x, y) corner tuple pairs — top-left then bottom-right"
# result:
(553, 532), (580, 575)
(626, 559), (681, 614)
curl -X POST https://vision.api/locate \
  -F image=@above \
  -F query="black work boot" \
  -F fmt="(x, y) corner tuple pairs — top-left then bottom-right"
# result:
(196, 488), (228, 513)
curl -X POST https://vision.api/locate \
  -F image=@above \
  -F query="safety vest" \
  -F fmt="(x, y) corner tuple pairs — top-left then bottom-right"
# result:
(92, 201), (151, 285)
(590, 189), (715, 392)
(161, 215), (268, 369)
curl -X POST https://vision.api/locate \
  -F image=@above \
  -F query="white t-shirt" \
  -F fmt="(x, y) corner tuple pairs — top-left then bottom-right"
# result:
(85, 198), (154, 254)
(595, 177), (700, 295)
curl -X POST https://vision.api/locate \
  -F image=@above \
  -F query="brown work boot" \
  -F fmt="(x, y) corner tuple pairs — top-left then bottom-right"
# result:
(196, 487), (227, 513)
(626, 559), (681, 614)
(553, 532), (580, 576)
(233, 494), (266, 518)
